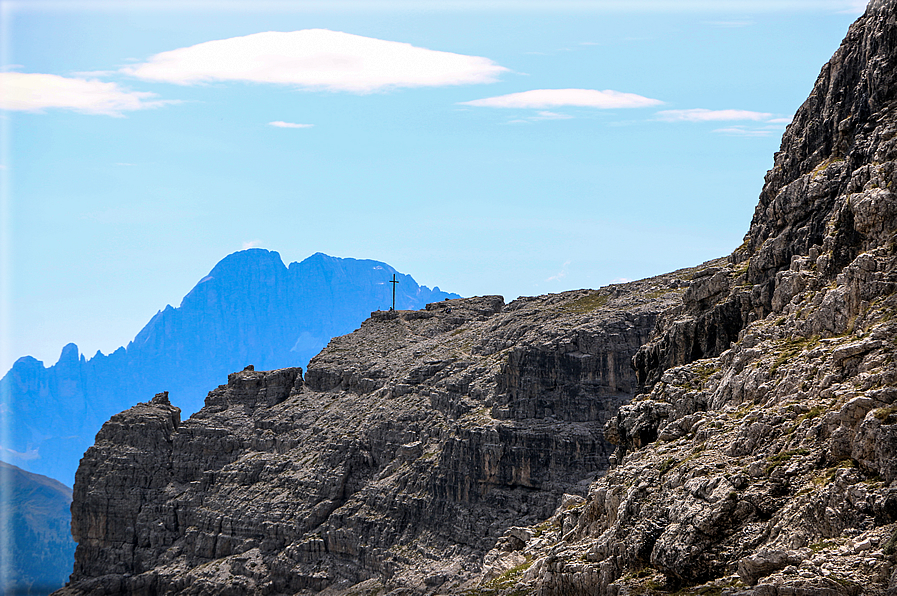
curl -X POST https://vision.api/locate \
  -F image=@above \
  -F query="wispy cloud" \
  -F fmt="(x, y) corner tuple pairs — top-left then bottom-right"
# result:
(242, 240), (263, 249)
(532, 110), (573, 120)
(505, 111), (573, 124)
(713, 126), (775, 137)
(461, 88), (662, 109)
(0, 445), (39, 460)
(71, 70), (118, 78)
(122, 29), (508, 93)
(656, 108), (772, 122)
(0, 72), (175, 116)
(269, 121), (314, 129)
(546, 261), (571, 282)
(610, 277), (633, 284)
(767, 117), (793, 124)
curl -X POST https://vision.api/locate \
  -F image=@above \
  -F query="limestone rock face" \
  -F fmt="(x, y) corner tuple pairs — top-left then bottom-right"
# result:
(476, 1), (897, 594)
(56, 273), (698, 595)
(634, 0), (897, 389)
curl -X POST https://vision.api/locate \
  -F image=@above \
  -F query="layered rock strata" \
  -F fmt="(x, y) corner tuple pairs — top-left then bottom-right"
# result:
(57, 272), (701, 595)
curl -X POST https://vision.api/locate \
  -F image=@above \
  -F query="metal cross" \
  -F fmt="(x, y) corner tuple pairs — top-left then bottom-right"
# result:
(389, 274), (399, 311)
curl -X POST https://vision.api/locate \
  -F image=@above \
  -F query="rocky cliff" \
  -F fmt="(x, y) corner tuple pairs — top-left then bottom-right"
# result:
(57, 1), (897, 594)
(55, 267), (701, 595)
(478, 0), (897, 593)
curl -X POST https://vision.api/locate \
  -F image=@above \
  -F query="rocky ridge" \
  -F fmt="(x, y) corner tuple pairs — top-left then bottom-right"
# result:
(478, 1), (897, 593)
(57, 1), (897, 594)
(57, 268), (701, 595)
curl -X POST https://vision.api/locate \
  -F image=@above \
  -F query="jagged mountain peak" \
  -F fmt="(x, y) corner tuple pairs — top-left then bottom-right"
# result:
(203, 247), (287, 280)
(743, 0), (897, 291)
(2, 251), (459, 485)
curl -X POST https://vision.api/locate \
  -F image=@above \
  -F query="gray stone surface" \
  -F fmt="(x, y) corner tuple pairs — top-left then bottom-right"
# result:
(55, 274), (696, 595)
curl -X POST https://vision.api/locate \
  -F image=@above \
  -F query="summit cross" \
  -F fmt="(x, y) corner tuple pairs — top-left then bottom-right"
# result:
(389, 274), (399, 311)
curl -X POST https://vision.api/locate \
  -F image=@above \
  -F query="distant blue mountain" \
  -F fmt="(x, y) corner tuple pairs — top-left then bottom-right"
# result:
(1, 250), (459, 485)
(0, 461), (75, 595)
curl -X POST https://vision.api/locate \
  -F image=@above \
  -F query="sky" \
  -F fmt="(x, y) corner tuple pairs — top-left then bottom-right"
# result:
(0, 0), (869, 374)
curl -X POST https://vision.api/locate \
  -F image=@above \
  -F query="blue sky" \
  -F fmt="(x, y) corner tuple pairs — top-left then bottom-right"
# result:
(0, 0), (867, 373)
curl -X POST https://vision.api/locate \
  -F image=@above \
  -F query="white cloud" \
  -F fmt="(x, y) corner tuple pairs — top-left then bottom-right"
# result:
(242, 240), (263, 249)
(0, 445), (39, 460)
(713, 126), (775, 137)
(532, 110), (573, 120)
(656, 108), (773, 122)
(71, 70), (118, 78)
(269, 120), (314, 128)
(610, 277), (633, 284)
(505, 110), (575, 124)
(767, 117), (793, 124)
(461, 88), (662, 109)
(546, 261), (572, 282)
(0, 72), (174, 116)
(122, 29), (508, 93)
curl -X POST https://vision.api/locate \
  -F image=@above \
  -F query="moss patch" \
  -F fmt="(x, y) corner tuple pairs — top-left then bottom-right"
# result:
(770, 335), (820, 375)
(564, 291), (610, 314)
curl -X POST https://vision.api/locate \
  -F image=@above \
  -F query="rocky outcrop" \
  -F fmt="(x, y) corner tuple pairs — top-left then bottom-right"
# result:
(476, 1), (897, 594)
(56, 272), (700, 595)
(634, 0), (897, 389)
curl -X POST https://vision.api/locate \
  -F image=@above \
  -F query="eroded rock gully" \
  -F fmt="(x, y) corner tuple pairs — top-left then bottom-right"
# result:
(58, 1), (897, 594)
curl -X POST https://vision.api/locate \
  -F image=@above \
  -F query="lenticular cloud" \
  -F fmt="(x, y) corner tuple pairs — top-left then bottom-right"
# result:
(122, 29), (508, 93)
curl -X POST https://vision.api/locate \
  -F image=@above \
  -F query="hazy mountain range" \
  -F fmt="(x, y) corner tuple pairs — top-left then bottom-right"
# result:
(0, 461), (75, 596)
(1, 249), (459, 485)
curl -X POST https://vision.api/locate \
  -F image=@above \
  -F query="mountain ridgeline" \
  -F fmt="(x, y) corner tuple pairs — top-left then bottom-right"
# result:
(1, 250), (458, 484)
